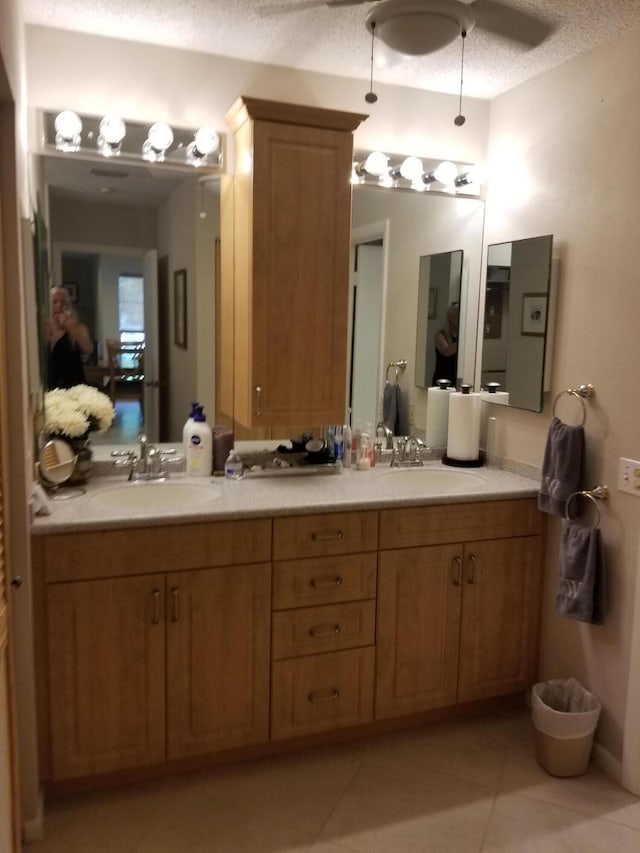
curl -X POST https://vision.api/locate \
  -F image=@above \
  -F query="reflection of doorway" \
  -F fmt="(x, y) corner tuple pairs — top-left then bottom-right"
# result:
(53, 242), (160, 441)
(349, 222), (388, 432)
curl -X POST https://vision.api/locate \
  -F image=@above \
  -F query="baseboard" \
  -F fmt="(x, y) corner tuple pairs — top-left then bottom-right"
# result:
(592, 741), (622, 785)
(21, 789), (44, 843)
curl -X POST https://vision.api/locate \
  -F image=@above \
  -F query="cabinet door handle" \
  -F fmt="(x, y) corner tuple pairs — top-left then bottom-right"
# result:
(255, 386), (263, 417)
(452, 556), (462, 586)
(311, 530), (344, 541)
(151, 588), (161, 624)
(170, 586), (180, 622)
(307, 688), (340, 704)
(467, 554), (478, 584)
(310, 575), (343, 588)
(309, 623), (341, 638)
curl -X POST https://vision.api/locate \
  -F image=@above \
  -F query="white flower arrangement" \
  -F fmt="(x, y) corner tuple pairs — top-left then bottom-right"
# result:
(43, 384), (115, 438)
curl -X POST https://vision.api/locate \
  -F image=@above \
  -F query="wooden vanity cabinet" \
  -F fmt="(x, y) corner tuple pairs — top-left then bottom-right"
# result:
(270, 511), (378, 740)
(37, 519), (271, 780)
(221, 97), (367, 429)
(375, 499), (544, 720)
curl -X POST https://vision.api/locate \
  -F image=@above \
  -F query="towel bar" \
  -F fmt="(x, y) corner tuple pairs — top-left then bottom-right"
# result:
(552, 383), (595, 426)
(565, 484), (609, 528)
(386, 359), (407, 384)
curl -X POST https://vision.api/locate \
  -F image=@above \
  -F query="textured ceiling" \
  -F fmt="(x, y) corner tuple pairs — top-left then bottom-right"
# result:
(22, 0), (640, 99)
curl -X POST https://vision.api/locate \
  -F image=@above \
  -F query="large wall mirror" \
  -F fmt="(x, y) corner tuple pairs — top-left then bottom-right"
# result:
(34, 154), (486, 445)
(479, 235), (553, 413)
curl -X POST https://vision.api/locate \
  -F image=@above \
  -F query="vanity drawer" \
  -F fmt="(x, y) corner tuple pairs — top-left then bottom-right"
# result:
(272, 600), (376, 660)
(271, 647), (374, 740)
(272, 552), (377, 609)
(379, 499), (543, 551)
(273, 511), (378, 560)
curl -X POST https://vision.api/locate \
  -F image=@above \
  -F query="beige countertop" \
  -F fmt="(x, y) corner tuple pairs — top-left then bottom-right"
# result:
(32, 460), (541, 534)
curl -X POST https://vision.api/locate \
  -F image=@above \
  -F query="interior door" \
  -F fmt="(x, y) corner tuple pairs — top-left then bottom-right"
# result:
(143, 249), (159, 441)
(350, 243), (384, 431)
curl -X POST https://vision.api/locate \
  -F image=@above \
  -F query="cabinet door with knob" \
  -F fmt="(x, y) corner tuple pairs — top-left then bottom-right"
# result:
(46, 575), (166, 780)
(166, 563), (271, 760)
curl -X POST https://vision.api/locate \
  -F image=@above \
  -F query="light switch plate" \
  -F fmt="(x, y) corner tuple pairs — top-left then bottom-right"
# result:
(618, 457), (640, 497)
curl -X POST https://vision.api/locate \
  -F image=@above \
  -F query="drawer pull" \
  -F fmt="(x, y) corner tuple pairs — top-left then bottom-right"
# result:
(311, 530), (344, 542)
(255, 385), (263, 417)
(151, 588), (161, 625)
(452, 556), (462, 587)
(310, 575), (343, 589)
(170, 586), (180, 622)
(467, 554), (478, 584)
(309, 623), (341, 638)
(308, 688), (340, 704)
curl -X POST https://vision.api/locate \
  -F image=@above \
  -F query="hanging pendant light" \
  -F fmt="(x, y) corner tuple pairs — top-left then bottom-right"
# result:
(365, 21), (378, 104)
(454, 29), (467, 126)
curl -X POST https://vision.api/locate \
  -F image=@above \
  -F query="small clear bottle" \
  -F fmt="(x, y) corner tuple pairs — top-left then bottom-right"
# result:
(224, 450), (244, 480)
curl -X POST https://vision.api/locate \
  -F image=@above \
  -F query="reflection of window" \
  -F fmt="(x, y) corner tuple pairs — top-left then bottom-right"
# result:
(118, 275), (144, 366)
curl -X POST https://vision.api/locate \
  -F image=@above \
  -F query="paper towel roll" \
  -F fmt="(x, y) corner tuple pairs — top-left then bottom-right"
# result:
(425, 383), (454, 448)
(482, 383), (510, 406)
(447, 389), (482, 462)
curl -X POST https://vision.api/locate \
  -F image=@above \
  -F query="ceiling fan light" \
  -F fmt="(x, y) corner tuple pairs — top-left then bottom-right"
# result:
(377, 13), (460, 55)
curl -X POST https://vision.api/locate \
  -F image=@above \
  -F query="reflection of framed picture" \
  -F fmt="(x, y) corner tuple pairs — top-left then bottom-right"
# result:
(174, 269), (187, 349)
(63, 282), (78, 302)
(428, 288), (437, 319)
(521, 293), (547, 336)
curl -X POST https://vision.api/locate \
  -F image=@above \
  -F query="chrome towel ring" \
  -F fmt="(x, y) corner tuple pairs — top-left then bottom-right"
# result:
(552, 383), (595, 427)
(565, 484), (609, 528)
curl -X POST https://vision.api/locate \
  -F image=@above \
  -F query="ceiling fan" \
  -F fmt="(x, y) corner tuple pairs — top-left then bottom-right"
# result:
(286, 0), (555, 56)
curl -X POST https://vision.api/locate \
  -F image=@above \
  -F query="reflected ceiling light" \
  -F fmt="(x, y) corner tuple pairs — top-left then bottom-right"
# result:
(364, 150), (389, 177)
(185, 127), (220, 166)
(142, 121), (174, 162)
(97, 114), (126, 157)
(54, 110), (82, 152)
(433, 160), (458, 185)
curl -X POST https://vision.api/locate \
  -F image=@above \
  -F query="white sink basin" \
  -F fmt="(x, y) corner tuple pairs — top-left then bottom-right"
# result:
(381, 468), (485, 490)
(90, 481), (220, 510)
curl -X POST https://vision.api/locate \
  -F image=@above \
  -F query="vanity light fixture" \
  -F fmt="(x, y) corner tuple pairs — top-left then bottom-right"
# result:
(54, 110), (82, 152)
(97, 114), (126, 157)
(353, 149), (484, 197)
(185, 127), (221, 166)
(142, 121), (175, 163)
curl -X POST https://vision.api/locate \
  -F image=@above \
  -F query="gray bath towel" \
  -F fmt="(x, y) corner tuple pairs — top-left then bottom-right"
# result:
(538, 417), (585, 516)
(556, 522), (605, 624)
(382, 383), (398, 433)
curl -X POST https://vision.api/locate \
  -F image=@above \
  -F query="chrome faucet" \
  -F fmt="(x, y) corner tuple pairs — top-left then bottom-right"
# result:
(390, 435), (426, 468)
(111, 434), (182, 481)
(376, 421), (394, 450)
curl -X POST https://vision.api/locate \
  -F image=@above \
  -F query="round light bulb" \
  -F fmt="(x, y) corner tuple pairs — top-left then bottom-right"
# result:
(54, 110), (82, 140)
(364, 150), (389, 177)
(148, 122), (174, 152)
(193, 127), (219, 157)
(434, 161), (458, 185)
(399, 156), (423, 182)
(99, 115), (126, 145)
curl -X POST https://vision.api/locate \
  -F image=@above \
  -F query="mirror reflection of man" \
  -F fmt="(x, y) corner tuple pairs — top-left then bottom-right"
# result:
(431, 302), (459, 387)
(45, 286), (93, 389)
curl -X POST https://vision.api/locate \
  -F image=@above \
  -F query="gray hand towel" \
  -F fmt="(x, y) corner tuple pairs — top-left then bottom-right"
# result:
(538, 416), (585, 516)
(395, 383), (410, 437)
(556, 522), (605, 624)
(382, 383), (398, 433)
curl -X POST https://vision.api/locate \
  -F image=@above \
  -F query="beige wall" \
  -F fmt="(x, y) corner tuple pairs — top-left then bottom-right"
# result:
(484, 26), (640, 764)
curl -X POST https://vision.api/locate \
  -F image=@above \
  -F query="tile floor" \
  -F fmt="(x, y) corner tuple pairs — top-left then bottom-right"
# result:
(26, 708), (640, 853)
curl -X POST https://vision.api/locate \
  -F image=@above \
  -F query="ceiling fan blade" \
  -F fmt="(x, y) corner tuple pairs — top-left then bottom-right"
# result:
(257, 0), (327, 14)
(471, 0), (557, 48)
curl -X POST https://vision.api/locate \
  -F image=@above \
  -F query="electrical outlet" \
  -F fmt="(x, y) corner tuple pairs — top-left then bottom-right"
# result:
(618, 457), (640, 497)
(409, 403), (416, 426)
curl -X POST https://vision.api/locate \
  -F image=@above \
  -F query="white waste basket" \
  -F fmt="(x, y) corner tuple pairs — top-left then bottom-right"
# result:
(531, 678), (601, 777)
